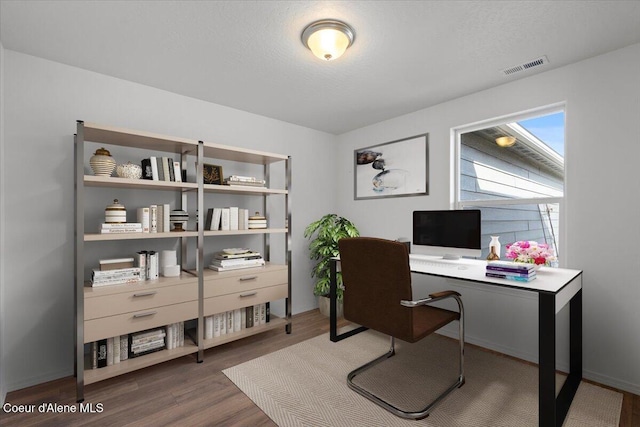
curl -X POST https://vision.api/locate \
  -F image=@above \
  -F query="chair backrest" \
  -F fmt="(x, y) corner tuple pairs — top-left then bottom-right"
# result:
(338, 237), (414, 339)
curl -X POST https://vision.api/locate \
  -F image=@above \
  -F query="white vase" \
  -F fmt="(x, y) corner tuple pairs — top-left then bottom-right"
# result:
(489, 236), (501, 259)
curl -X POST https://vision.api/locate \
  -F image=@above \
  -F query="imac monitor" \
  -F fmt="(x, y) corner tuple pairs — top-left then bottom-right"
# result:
(412, 210), (481, 259)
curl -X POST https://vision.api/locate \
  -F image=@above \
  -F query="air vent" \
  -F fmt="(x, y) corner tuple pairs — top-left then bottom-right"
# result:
(501, 55), (549, 76)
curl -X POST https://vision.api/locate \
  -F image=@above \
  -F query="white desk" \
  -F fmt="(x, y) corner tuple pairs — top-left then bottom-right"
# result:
(329, 254), (583, 427)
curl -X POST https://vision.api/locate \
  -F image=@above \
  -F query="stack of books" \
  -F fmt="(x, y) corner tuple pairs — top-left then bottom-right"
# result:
(209, 249), (265, 271)
(129, 328), (166, 358)
(91, 267), (141, 286)
(92, 257), (141, 286)
(486, 261), (537, 282)
(100, 222), (143, 234)
(141, 157), (182, 182)
(223, 175), (266, 188)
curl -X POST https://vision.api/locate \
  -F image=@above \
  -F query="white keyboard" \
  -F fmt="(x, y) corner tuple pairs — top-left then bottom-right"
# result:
(410, 259), (459, 270)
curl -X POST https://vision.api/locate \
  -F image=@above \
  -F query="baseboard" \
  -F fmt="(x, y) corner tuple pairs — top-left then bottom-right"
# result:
(6, 367), (72, 395)
(436, 329), (639, 395)
(435, 328), (571, 373)
(583, 369), (640, 396)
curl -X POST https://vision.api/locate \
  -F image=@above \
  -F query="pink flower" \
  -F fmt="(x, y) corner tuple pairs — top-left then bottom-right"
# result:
(520, 241), (530, 249)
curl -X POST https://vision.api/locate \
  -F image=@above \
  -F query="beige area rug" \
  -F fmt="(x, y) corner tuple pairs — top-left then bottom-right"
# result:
(223, 330), (622, 427)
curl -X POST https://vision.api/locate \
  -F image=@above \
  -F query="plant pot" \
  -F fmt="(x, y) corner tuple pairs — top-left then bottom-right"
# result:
(318, 295), (343, 318)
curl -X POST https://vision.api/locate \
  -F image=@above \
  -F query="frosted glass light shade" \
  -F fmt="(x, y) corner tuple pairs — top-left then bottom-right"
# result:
(496, 136), (516, 147)
(302, 20), (354, 61)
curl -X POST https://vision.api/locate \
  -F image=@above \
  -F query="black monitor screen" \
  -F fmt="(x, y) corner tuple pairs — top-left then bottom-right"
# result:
(413, 210), (481, 250)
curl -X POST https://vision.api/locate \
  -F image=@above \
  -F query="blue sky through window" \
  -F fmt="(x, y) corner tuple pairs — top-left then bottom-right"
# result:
(518, 112), (565, 156)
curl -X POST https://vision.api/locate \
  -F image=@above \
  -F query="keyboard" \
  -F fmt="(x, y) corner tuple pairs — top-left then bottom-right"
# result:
(410, 259), (459, 270)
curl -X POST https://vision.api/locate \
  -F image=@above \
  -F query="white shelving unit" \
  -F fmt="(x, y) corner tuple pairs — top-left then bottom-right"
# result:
(74, 121), (291, 401)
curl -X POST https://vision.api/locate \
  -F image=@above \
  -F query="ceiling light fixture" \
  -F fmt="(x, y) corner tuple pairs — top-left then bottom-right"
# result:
(301, 19), (355, 61)
(495, 136), (516, 147)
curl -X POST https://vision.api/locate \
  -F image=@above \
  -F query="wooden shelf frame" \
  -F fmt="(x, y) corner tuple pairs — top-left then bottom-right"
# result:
(75, 121), (292, 402)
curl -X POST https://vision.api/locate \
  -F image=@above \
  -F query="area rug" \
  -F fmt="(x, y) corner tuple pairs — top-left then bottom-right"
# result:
(223, 330), (622, 427)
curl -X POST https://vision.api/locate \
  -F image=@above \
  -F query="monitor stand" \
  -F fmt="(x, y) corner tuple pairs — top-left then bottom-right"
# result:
(442, 254), (461, 260)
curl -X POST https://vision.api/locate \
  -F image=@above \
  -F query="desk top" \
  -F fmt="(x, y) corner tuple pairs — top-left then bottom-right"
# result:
(408, 254), (582, 294)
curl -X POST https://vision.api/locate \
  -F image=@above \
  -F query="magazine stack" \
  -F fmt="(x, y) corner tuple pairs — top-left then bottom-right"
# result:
(486, 260), (537, 282)
(209, 248), (265, 271)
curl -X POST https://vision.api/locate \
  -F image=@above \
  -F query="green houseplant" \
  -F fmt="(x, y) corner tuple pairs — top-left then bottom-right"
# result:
(304, 214), (360, 305)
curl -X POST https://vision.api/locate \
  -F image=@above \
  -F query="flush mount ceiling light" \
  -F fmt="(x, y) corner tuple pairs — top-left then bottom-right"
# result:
(495, 136), (516, 147)
(301, 19), (355, 61)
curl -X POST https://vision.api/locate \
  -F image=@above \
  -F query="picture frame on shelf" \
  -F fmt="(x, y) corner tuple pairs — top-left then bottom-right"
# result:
(354, 133), (429, 200)
(203, 164), (224, 185)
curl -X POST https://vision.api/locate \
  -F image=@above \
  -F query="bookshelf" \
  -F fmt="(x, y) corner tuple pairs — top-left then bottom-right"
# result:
(74, 121), (291, 401)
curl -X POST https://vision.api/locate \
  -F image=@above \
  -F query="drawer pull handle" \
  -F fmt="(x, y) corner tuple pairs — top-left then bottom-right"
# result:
(133, 291), (157, 297)
(133, 311), (157, 318)
(239, 276), (258, 282)
(239, 292), (257, 298)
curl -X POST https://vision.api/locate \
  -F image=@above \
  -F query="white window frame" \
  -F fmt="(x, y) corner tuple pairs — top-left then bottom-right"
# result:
(451, 103), (567, 266)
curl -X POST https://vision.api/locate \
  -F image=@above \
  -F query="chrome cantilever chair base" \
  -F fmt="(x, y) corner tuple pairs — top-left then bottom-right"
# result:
(347, 329), (465, 420)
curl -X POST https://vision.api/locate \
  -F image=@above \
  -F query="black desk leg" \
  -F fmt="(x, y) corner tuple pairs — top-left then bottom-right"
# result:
(540, 288), (583, 426)
(329, 258), (367, 342)
(539, 292), (557, 426)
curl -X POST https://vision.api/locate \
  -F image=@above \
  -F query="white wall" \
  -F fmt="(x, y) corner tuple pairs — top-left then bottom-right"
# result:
(2, 50), (336, 392)
(336, 43), (640, 394)
(0, 42), (7, 405)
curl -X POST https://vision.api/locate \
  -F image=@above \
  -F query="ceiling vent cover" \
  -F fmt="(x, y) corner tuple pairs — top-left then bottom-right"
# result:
(501, 55), (549, 76)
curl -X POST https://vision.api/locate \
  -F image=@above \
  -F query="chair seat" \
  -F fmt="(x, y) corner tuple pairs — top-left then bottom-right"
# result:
(409, 306), (460, 343)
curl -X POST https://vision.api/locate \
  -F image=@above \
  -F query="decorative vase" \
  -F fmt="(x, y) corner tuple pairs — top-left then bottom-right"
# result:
(169, 210), (189, 232)
(90, 147), (116, 176)
(116, 162), (142, 179)
(104, 199), (127, 223)
(488, 236), (501, 260)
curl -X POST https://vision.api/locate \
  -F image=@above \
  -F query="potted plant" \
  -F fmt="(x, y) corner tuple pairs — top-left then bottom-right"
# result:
(304, 214), (360, 317)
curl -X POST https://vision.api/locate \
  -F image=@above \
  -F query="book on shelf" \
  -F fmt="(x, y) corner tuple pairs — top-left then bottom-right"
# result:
(150, 205), (158, 233)
(113, 335), (121, 364)
(162, 157), (172, 181)
(246, 306), (254, 328)
(229, 207), (239, 230)
(137, 207), (150, 233)
(149, 156), (160, 181)
(266, 302), (270, 323)
(91, 342), (98, 369)
(99, 257), (134, 271)
(173, 161), (182, 183)
(234, 309), (242, 332)
(219, 312), (227, 335)
(120, 336), (129, 361)
(100, 223), (143, 234)
(91, 268), (141, 287)
(224, 175), (266, 187)
(97, 339), (107, 368)
(209, 259), (265, 271)
(213, 250), (261, 260)
(155, 157), (165, 181)
(220, 208), (230, 231)
(485, 272), (537, 282)
(253, 304), (260, 326)
(141, 158), (154, 180)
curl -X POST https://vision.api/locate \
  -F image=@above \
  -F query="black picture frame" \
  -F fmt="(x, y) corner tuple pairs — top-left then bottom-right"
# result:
(203, 164), (224, 185)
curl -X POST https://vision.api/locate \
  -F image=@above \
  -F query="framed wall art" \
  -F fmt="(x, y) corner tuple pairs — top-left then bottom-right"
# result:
(203, 164), (224, 185)
(354, 133), (429, 200)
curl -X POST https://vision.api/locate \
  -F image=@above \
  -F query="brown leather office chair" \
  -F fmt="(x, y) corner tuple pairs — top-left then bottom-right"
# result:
(338, 237), (465, 420)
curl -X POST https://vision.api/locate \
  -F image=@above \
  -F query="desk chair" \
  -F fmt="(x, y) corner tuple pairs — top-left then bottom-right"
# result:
(338, 237), (465, 420)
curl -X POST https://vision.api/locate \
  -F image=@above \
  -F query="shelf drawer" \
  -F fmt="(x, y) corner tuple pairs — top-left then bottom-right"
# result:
(85, 300), (197, 343)
(85, 282), (197, 320)
(204, 268), (287, 298)
(204, 283), (288, 316)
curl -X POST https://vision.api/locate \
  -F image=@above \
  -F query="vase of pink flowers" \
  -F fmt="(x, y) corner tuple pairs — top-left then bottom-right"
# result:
(505, 241), (557, 268)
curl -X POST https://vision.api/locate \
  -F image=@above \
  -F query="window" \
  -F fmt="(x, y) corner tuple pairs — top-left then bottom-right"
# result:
(454, 106), (565, 264)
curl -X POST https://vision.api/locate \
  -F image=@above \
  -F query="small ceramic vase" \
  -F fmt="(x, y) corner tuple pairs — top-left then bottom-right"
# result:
(90, 147), (116, 176)
(487, 236), (501, 260)
(169, 210), (189, 232)
(105, 199), (127, 223)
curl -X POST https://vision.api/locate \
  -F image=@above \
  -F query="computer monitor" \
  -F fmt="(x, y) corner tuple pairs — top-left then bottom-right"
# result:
(412, 210), (481, 259)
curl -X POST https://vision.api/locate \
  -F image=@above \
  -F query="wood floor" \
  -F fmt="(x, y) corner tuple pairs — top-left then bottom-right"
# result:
(2, 309), (639, 426)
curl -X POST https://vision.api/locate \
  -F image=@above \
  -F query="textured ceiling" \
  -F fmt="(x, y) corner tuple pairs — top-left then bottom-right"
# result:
(1, 1), (639, 134)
